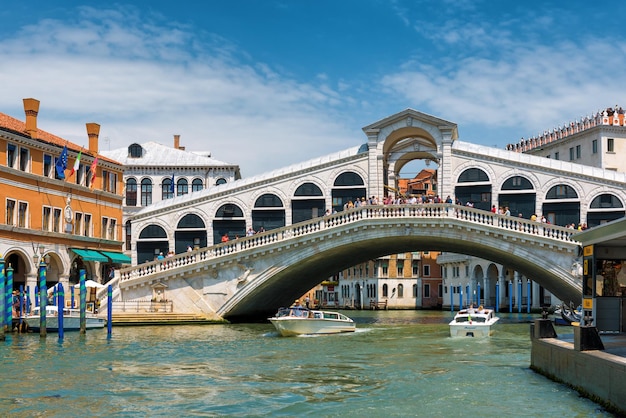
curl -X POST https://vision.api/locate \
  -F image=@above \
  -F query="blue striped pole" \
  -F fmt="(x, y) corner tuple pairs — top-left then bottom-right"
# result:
(518, 280), (522, 313)
(459, 288), (463, 311)
(79, 268), (86, 334)
(18, 285), (24, 332)
(495, 281), (500, 313)
(527, 280), (531, 313)
(71, 289), (75, 309)
(508, 281), (513, 313)
(0, 256), (5, 338)
(107, 284), (112, 336)
(477, 282), (481, 306)
(6, 264), (13, 331)
(39, 261), (47, 337)
(25, 286), (30, 315)
(466, 285), (469, 308)
(58, 283), (65, 340)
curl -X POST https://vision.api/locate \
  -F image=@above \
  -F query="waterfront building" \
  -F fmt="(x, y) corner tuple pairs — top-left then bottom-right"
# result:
(101, 138), (240, 258)
(333, 252), (442, 310)
(0, 98), (126, 301)
(506, 105), (626, 173)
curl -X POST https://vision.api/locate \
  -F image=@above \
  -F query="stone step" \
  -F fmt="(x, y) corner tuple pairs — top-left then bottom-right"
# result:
(109, 312), (226, 325)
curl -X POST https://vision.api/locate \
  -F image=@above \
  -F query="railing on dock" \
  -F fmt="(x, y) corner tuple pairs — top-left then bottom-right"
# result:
(111, 300), (173, 313)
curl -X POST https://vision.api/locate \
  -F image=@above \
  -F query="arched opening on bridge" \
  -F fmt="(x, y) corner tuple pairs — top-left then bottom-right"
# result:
(175, 214), (207, 253)
(543, 184), (580, 227)
(292, 182), (325, 223)
(331, 171), (366, 212)
(252, 193), (285, 231)
(587, 193), (625, 227)
(499, 175), (536, 218)
(137, 224), (169, 263)
(455, 168), (492, 211)
(213, 204), (245, 243)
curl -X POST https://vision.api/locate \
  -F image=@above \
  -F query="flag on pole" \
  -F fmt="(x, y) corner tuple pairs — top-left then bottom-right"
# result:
(170, 173), (175, 194)
(55, 145), (68, 180)
(68, 147), (83, 178)
(89, 156), (98, 189)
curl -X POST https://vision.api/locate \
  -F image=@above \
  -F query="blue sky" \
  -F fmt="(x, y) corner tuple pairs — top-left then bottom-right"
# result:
(1, 1), (625, 177)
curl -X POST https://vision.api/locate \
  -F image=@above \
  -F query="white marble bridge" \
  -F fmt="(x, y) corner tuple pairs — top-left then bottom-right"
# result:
(110, 204), (580, 320)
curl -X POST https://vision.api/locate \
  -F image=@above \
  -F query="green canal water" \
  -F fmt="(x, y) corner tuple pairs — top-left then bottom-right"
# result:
(0, 310), (613, 417)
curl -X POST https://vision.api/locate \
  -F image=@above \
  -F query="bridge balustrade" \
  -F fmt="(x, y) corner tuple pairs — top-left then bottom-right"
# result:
(119, 204), (577, 283)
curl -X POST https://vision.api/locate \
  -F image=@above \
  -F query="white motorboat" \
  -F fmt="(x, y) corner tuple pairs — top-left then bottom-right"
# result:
(449, 306), (499, 337)
(269, 306), (355, 337)
(24, 305), (106, 332)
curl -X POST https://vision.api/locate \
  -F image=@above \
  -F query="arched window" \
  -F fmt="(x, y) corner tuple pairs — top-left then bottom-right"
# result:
(162, 177), (174, 199)
(501, 176), (534, 190)
(590, 194), (623, 208)
(216, 178), (227, 186)
(254, 194), (283, 207)
(138, 224), (167, 239)
(294, 182), (323, 196)
(126, 178), (137, 206)
(546, 184), (578, 199)
(334, 172), (365, 186)
(216, 204), (244, 217)
(177, 214), (206, 229)
(192, 178), (203, 192)
(382, 284), (388, 297)
(457, 168), (489, 182)
(128, 143), (143, 158)
(398, 284), (404, 298)
(412, 284), (418, 297)
(141, 178), (152, 206)
(177, 178), (189, 196)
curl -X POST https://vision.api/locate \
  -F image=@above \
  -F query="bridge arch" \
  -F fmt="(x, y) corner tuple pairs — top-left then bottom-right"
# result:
(543, 182), (581, 226)
(331, 171), (366, 212)
(175, 213), (207, 253)
(292, 181), (326, 222)
(137, 223), (169, 262)
(214, 203), (246, 242)
(251, 192), (286, 231)
(588, 192), (626, 226)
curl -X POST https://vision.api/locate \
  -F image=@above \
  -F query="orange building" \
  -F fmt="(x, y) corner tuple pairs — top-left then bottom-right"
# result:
(0, 98), (126, 301)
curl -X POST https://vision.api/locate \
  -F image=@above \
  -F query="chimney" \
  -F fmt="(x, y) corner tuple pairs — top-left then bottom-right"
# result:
(174, 134), (184, 150)
(86, 123), (100, 154)
(23, 98), (40, 138)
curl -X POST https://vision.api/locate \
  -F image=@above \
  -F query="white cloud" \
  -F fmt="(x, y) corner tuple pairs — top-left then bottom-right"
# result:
(0, 6), (361, 177)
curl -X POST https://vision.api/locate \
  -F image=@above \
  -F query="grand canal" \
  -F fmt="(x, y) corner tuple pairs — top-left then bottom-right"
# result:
(0, 310), (612, 417)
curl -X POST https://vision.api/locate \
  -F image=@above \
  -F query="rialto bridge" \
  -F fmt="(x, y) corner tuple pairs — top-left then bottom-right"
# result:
(108, 109), (626, 320)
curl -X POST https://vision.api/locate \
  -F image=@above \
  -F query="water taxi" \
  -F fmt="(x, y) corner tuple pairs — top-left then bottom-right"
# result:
(269, 306), (355, 336)
(24, 305), (106, 332)
(449, 306), (499, 337)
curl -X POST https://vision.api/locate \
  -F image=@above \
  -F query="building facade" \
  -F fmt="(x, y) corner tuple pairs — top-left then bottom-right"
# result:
(333, 252), (442, 310)
(0, 98), (126, 302)
(101, 139), (240, 261)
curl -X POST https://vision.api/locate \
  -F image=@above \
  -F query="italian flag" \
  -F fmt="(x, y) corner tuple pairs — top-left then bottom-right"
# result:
(69, 147), (83, 178)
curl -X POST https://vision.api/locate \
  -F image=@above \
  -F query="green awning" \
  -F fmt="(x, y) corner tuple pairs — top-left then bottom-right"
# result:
(98, 250), (132, 264)
(71, 248), (109, 262)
